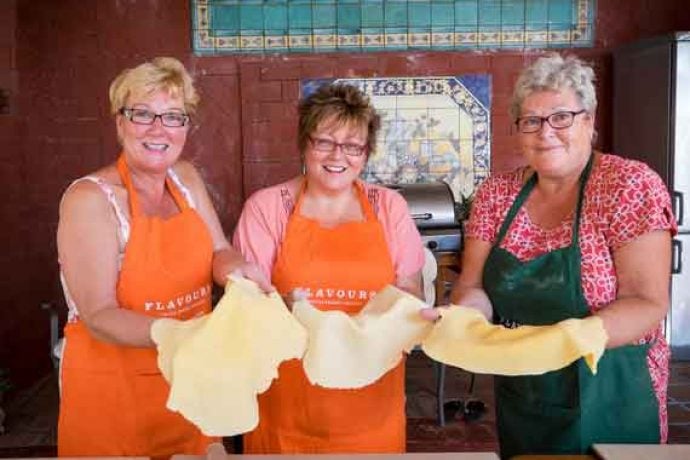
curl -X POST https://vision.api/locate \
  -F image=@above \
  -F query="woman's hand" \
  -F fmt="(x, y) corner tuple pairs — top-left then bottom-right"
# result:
(231, 261), (275, 294)
(448, 238), (494, 320)
(205, 441), (227, 459)
(419, 306), (443, 322)
(213, 246), (275, 293)
(281, 288), (308, 311)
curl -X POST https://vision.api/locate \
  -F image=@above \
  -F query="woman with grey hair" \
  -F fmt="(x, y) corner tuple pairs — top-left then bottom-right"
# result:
(425, 53), (675, 457)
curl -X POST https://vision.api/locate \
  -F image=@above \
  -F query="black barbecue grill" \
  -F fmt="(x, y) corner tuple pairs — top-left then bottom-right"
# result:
(385, 182), (463, 254)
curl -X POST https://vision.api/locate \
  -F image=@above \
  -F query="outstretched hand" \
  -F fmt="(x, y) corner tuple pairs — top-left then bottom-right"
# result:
(419, 306), (444, 322)
(231, 262), (275, 294)
(205, 442), (227, 460)
(282, 288), (308, 311)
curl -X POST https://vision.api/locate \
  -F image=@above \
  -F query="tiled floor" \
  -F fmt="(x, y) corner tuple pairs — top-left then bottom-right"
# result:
(0, 373), (58, 457)
(0, 355), (689, 456)
(667, 359), (690, 443)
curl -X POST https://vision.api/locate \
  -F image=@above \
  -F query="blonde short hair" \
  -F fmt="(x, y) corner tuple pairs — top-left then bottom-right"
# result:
(510, 53), (596, 121)
(108, 57), (199, 116)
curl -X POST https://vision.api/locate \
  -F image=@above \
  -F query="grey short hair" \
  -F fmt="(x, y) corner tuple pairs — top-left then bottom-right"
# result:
(509, 53), (596, 121)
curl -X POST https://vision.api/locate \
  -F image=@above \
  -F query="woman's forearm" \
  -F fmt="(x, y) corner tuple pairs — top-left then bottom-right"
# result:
(600, 230), (671, 348)
(81, 307), (156, 347)
(212, 246), (245, 285)
(595, 297), (668, 349)
(450, 284), (493, 320)
(397, 272), (423, 300)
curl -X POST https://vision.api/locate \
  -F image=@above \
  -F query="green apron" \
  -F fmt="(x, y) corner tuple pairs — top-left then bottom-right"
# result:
(482, 155), (659, 459)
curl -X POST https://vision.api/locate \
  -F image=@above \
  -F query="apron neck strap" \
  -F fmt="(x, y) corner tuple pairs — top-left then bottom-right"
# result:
(494, 153), (595, 246)
(117, 155), (142, 217)
(353, 181), (377, 221)
(571, 153), (595, 243)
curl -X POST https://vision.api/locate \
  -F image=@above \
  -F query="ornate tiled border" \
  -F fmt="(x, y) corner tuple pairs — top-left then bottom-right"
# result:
(192, 0), (595, 54)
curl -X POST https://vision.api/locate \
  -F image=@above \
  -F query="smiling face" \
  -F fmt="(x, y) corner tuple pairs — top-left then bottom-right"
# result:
(116, 89), (189, 175)
(518, 88), (595, 180)
(303, 118), (368, 195)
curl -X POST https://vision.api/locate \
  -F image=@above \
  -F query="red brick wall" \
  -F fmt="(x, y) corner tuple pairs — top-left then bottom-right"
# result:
(2, 0), (689, 387)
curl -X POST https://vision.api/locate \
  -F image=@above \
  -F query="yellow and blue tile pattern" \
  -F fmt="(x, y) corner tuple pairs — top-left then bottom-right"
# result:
(192, 0), (595, 54)
(302, 76), (491, 200)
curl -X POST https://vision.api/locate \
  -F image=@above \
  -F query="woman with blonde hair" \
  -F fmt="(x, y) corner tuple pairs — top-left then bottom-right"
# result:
(57, 57), (269, 457)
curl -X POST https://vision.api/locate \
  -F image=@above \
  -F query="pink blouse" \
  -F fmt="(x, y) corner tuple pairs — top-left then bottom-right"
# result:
(233, 178), (425, 282)
(466, 153), (677, 442)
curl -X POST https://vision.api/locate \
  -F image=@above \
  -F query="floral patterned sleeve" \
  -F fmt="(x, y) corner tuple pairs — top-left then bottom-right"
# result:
(465, 171), (524, 244)
(604, 158), (678, 249)
(465, 175), (503, 243)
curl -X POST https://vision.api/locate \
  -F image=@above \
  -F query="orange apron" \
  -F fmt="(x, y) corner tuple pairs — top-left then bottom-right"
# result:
(58, 155), (215, 458)
(244, 181), (405, 454)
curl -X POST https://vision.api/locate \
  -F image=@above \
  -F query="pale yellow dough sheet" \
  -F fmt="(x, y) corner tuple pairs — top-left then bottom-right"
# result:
(292, 285), (433, 389)
(421, 306), (608, 376)
(151, 277), (307, 436)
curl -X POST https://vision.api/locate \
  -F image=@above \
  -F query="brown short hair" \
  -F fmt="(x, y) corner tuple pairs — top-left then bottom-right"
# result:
(109, 57), (199, 116)
(298, 83), (380, 156)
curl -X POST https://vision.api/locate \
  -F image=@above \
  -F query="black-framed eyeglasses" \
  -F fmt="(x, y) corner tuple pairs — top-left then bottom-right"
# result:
(119, 107), (190, 128)
(309, 136), (367, 157)
(515, 109), (587, 134)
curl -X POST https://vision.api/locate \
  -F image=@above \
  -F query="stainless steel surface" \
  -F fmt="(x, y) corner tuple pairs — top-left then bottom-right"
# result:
(385, 182), (462, 253)
(613, 32), (690, 358)
(672, 234), (690, 358)
(386, 183), (457, 229)
(675, 40), (690, 232)
(420, 227), (462, 253)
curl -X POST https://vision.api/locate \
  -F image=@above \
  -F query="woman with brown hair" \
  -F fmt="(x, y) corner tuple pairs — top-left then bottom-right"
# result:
(234, 82), (425, 453)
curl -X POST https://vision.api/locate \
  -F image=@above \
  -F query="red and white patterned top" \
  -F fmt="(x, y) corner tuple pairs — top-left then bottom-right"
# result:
(466, 153), (677, 442)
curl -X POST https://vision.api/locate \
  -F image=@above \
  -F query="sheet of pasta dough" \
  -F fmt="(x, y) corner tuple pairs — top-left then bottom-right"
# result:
(292, 285), (433, 389)
(421, 305), (607, 376)
(151, 277), (307, 436)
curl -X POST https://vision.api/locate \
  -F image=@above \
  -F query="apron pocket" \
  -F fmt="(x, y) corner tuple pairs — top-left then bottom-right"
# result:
(496, 391), (582, 456)
(495, 361), (581, 410)
(579, 344), (660, 445)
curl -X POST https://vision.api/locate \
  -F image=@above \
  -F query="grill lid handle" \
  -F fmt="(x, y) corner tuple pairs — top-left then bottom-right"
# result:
(411, 213), (433, 221)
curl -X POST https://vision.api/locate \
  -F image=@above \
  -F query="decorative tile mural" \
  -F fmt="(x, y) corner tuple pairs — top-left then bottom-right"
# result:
(302, 76), (491, 201)
(192, 0), (595, 54)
